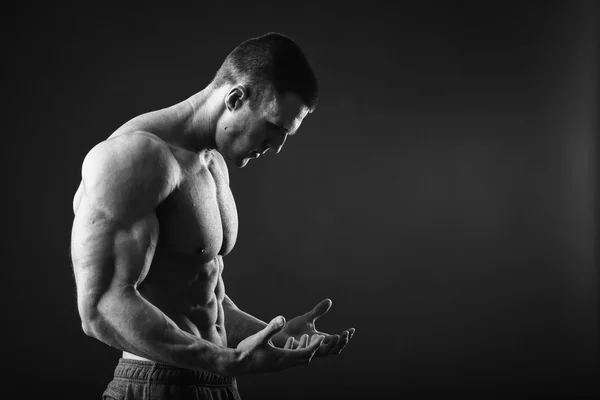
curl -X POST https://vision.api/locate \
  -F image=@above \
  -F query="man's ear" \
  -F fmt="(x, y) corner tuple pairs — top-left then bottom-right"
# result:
(225, 85), (247, 111)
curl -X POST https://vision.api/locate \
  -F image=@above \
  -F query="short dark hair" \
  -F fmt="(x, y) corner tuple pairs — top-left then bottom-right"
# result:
(212, 32), (319, 111)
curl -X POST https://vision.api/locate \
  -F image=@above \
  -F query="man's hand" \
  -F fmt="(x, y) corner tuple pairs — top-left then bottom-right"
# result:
(232, 316), (324, 375)
(271, 299), (355, 358)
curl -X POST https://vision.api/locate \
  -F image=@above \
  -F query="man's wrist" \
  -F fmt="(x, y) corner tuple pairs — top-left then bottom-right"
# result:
(219, 347), (243, 377)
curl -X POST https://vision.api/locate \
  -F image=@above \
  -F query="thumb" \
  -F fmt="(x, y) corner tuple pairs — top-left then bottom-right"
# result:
(307, 298), (333, 321)
(257, 316), (286, 344)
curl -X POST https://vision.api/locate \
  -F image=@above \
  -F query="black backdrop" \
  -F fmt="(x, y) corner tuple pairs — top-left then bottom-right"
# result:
(3, 1), (598, 399)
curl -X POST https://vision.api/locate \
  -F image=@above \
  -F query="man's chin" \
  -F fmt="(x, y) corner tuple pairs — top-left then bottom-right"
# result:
(221, 151), (249, 168)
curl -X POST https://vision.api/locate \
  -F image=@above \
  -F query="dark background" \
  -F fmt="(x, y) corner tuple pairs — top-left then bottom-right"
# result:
(3, 1), (598, 399)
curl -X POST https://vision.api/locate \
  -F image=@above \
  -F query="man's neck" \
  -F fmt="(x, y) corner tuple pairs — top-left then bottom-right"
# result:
(146, 84), (227, 154)
(182, 85), (228, 152)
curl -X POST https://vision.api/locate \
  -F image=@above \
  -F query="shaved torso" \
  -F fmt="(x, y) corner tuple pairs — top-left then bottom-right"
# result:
(73, 124), (239, 360)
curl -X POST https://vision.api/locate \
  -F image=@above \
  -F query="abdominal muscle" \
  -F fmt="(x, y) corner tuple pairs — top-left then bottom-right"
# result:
(122, 254), (228, 363)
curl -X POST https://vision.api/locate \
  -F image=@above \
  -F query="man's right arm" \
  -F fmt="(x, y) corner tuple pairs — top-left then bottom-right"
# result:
(70, 133), (236, 375)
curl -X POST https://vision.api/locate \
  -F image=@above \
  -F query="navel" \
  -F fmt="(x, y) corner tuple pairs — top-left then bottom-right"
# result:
(196, 247), (206, 255)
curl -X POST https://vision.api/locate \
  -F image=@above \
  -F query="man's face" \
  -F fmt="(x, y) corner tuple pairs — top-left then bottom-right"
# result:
(217, 89), (310, 168)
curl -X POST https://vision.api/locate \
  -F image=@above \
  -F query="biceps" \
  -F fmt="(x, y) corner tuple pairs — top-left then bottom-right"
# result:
(112, 212), (159, 285)
(71, 196), (159, 309)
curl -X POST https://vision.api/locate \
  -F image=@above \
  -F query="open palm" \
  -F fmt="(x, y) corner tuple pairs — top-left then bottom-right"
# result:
(271, 299), (355, 357)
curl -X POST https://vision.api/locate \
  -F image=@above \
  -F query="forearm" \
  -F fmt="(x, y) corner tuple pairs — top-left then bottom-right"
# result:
(82, 287), (237, 376)
(223, 295), (268, 347)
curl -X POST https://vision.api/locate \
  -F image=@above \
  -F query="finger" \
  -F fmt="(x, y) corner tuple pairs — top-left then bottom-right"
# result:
(348, 328), (356, 340)
(288, 335), (324, 357)
(317, 334), (339, 357)
(283, 338), (301, 352)
(307, 298), (333, 321)
(284, 336), (294, 350)
(311, 334), (324, 346)
(322, 333), (339, 345)
(256, 316), (286, 346)
(280, 335), (325, 367)
(307, 334), (325, 358)
(331, 331), (350, 355)
(299, 334), (309, 348)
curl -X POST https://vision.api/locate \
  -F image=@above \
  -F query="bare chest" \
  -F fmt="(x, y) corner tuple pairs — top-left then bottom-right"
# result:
(154, 151), (238, 262)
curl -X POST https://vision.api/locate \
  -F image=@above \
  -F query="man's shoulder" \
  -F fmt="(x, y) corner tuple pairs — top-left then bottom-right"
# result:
(82, 131), (181, 191)
(102, 130), (171, 152)
(88, 131), (178, 167)
(78, 131), (183, 217)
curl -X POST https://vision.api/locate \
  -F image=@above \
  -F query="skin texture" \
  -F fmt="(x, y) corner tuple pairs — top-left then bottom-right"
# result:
(70, 82), (355, 377)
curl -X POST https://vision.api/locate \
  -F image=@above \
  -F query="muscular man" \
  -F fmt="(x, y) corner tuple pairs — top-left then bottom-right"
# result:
(70, 32), (355, 399)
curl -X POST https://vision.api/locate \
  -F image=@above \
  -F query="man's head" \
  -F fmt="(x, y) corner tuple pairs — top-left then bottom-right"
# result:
(211, 32), (318, 167)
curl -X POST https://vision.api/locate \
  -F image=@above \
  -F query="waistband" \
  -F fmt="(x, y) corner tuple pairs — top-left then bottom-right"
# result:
(113, 358), (236, 386)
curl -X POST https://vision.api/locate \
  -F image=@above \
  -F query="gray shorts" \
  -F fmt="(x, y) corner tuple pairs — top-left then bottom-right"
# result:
(102, 358), (242, 400)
